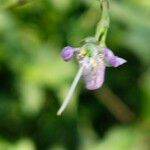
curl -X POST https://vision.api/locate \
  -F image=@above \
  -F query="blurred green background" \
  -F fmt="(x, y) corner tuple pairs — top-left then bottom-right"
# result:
(0, 0), (150, 150)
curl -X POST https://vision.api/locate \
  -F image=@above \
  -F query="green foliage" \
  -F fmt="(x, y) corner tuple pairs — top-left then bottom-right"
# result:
(0, 0), (149, 150)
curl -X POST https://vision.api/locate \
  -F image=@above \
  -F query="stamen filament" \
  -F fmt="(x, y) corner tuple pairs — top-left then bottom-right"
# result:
(57, 65), (84, 115)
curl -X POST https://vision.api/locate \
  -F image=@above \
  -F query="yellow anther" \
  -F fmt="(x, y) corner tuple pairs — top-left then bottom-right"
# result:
(81, 49), (87, 56)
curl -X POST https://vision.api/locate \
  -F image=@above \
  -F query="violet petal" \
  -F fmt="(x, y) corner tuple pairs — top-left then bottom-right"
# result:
(83, 61), (106, 90)
(112, 56), (127, 67)
(102, 47), (127, 67)
(61, 46), (74, 61)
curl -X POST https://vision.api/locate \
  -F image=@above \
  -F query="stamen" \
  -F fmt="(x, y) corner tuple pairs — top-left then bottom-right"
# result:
(57, 65), (84, 116)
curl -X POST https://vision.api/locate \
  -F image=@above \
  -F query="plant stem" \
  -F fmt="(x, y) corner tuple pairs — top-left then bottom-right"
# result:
(95, 0), (110, 46)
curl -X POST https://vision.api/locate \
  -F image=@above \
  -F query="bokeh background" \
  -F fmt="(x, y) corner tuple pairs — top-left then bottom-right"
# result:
(0, 0), (150, 150)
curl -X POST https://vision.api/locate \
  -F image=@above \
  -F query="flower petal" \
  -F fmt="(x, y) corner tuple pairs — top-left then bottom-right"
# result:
(113, 56), (127, 67)
(102, 47), (127, 67)
(83, 59), (106, 90)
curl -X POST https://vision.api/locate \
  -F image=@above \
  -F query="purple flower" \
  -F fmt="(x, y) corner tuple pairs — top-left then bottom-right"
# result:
(61, 43), (127, 90)
(61, 46), (74, 61)
(57, 0), (127, 115)
(57, 41), (127, 115)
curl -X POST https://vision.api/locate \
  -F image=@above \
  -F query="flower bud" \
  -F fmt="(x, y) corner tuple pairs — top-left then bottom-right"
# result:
(61, 46), (74, 61)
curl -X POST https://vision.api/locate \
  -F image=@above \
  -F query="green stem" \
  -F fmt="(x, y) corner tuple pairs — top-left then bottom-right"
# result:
(95, 0), (110, 46)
